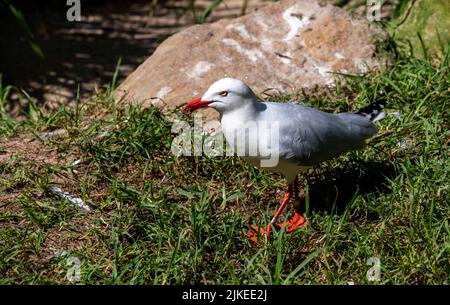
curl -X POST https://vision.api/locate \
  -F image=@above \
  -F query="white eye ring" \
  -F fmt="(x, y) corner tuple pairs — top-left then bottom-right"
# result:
(219, 91), (228, 97)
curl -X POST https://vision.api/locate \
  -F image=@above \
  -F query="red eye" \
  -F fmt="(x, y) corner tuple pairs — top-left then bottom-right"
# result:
(219, 91), (228, 97)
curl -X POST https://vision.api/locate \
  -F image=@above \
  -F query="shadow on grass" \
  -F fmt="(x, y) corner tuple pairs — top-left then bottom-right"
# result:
(304, 159), (397, 215)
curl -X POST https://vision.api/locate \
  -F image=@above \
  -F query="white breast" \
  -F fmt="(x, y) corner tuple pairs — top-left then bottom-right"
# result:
(221, 111), (310, 182)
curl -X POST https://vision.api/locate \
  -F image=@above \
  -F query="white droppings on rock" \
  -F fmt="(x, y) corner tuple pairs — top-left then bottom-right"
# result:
(230, 23), (257, 41)
(255, 16), (269, 31)
(260, 37), (273, 51)
(186, 61), (214, 79)
(156, 86), (172, 98)
(221, 55), (233, 63)
(354, 59), (369, 74)
(282, 5), (310, 41)
(313, 63), (334, 85)
(334, 52), (345, 59)
(222, 38), (264, 62)
(280, 57), (290, 65)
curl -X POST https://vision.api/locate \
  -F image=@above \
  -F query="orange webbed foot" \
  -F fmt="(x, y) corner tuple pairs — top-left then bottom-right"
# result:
(247, 224), (272, 244)
(275, 212), (307, 233)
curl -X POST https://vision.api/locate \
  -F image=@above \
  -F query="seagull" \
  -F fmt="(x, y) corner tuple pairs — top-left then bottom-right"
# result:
(183, 77), (386, 243)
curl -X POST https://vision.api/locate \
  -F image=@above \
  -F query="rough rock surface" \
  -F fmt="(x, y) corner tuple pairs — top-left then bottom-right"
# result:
(116, 0), (389, 118)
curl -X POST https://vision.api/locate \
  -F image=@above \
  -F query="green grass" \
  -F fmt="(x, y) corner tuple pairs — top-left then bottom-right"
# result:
(1, 44), (449, 284)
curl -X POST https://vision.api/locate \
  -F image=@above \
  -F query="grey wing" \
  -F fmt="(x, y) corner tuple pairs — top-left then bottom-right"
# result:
(268, 103), (378, 166)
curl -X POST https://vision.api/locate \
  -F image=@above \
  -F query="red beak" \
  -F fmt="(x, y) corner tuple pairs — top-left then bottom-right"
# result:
(183, 97), (213, 112)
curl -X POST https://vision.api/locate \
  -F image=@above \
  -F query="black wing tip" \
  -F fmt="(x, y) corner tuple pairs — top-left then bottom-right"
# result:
(356, 99), (388, 122)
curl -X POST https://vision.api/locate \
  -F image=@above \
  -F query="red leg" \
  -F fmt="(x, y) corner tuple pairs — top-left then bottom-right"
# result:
(270, 185), (293, 224)
(247, 183), (293, 243)
(277, 177), (307, 233)
(286, 177), (307, 233)
(247, 176), (307, 244)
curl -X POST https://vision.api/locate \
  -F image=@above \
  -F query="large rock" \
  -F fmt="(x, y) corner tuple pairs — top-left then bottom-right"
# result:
(116, 0), (389, 118)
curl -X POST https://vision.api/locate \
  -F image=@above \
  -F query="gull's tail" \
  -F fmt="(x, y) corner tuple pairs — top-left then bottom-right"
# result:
(356, 99), (388, 122)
